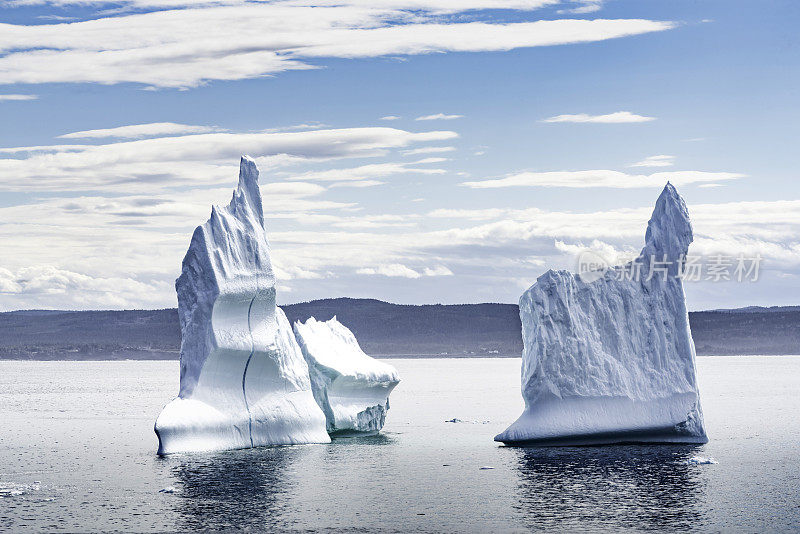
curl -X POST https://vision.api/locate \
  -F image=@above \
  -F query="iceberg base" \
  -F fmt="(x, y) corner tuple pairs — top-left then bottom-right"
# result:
(327, 399), (390, 435)
(155, 394), (331, 455)
(495, 393), (708, 446)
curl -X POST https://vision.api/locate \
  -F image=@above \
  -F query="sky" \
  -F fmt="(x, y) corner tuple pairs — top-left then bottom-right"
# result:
(0, 0), (799, 311)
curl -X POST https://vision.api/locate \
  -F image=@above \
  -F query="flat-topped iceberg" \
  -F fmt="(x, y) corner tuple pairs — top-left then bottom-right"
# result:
(496, 183), (708, 446)
(154, 156), (329, 454)
(294, 317), (400, 434)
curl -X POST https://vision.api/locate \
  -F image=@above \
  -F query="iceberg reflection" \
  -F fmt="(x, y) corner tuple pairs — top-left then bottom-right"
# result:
(511, 445), (710, 531)
(166, 446), (302, 531)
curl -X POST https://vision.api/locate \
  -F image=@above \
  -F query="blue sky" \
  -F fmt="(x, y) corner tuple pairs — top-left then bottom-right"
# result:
(1, 0), (799, 310)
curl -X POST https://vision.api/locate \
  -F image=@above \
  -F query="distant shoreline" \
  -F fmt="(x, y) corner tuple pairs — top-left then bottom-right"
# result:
(2, 298), (799, 360)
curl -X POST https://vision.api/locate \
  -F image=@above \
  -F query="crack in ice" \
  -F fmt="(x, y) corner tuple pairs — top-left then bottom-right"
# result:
(242, 292), (258, 448)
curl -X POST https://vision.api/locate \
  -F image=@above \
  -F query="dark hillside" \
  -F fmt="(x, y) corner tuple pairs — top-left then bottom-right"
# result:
(1, 299), (798, 359)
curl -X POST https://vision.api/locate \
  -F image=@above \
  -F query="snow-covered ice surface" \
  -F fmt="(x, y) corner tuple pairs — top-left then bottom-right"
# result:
(496, 183), (708, 446)
(154, 157), (329, 454)
(293, 317), (399, 434)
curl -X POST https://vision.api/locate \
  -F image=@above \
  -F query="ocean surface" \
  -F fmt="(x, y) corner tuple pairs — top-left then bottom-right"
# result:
(1, 356), (799, 533)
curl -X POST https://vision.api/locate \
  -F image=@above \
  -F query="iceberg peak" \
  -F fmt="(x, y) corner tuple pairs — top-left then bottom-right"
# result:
(643, 182), (693, 262)
(231, 155), (264, 225)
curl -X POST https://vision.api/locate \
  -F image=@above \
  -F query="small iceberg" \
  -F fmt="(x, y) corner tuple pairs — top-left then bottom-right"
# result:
(445, 418), (489, 424)
(293, 316), (399, 434)
(687, 456), (718, 465)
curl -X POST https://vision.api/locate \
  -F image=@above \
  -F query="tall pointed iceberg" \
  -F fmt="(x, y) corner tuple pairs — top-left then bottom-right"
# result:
(154, 156), (329, 454)
(496, 183), (708, 446)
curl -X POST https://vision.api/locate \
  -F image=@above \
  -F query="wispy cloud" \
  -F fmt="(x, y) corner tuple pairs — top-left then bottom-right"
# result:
(629, 154), (675, 168)
(557, 0), (603, 14)
(329, 179), (385, 188)
(0, 94), (38, 101)
(415, 113), (464, 121)
(380, 115), (401, 121)
(0, 9), (675, 89)
(0, 265), (172, 309)
(1, 3), (676, 89)
(403, 146), (456, 155)
(356, 263), (452, 279)
(462, 169), (744, 188)
(2, 182), (799, 309)
(541, 111), (656, 123)
(58, 122), (226, 139)
(284, 161), (448, 183)
(0, 126), (457, 192)
(6, 0), (562, 10)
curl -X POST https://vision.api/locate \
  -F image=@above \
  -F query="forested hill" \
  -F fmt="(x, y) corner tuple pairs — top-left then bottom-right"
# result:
(1, 298), (798, 359)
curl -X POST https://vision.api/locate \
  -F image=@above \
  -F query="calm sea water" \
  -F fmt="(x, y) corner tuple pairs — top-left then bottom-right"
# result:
(1, 356), (799, 533)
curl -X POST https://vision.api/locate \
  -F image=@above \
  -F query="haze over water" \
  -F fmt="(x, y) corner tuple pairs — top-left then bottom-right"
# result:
(1, 356), (798, 532)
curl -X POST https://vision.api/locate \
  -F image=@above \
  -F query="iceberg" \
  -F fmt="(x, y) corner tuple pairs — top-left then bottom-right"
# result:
(496, 183), (708, 446)
(687, 456), (718, 465)
(293, 317), (400, 434)
(154, 156), (330, 454)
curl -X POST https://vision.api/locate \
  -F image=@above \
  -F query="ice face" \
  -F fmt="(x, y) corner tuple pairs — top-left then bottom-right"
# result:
(154, 157), (329, 454)
(293, 317), (400, 434)
(496, 183), (708, 446)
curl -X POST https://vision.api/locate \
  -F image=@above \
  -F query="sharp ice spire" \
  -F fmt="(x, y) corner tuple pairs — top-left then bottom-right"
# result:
(642, 182), (693, 261)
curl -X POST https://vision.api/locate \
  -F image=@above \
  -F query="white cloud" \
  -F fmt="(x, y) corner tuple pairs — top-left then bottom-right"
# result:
(429, 207), (511, 220)
(6, 1), (562, 10)
(462, 170), (744, 189)
(0, 94), (38, 101)
(0, 143), (90, 154)
(414, 157), (448, 164)
(58, 122), (226, 139)
(380, 115), (401, 121)
(0, 265), (172, 309)
(629, 154), (675, 168)
(557, 0), (603, 14)
(541, 111), (656, 123)
(284, 161), (448, 183)
(261, 122), (329, 133)
(329, 180), (385, 188)
(423, 265), (453, 276)
(272, 264), (322, 281)
(3, 180), (800, 309)
(357, 264), (422, 278)
(402, 146), (456, 155)
(0, 8), (676, 89)
(415, 113), (464, 121)
(356, 263), (453, 278)
(0, 126), (457, 192)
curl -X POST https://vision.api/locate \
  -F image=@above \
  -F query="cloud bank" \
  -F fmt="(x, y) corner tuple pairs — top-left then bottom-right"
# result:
(542, 111), (656, 123)
(462, 170), (744, 189)
(0, 5), (675, 88)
